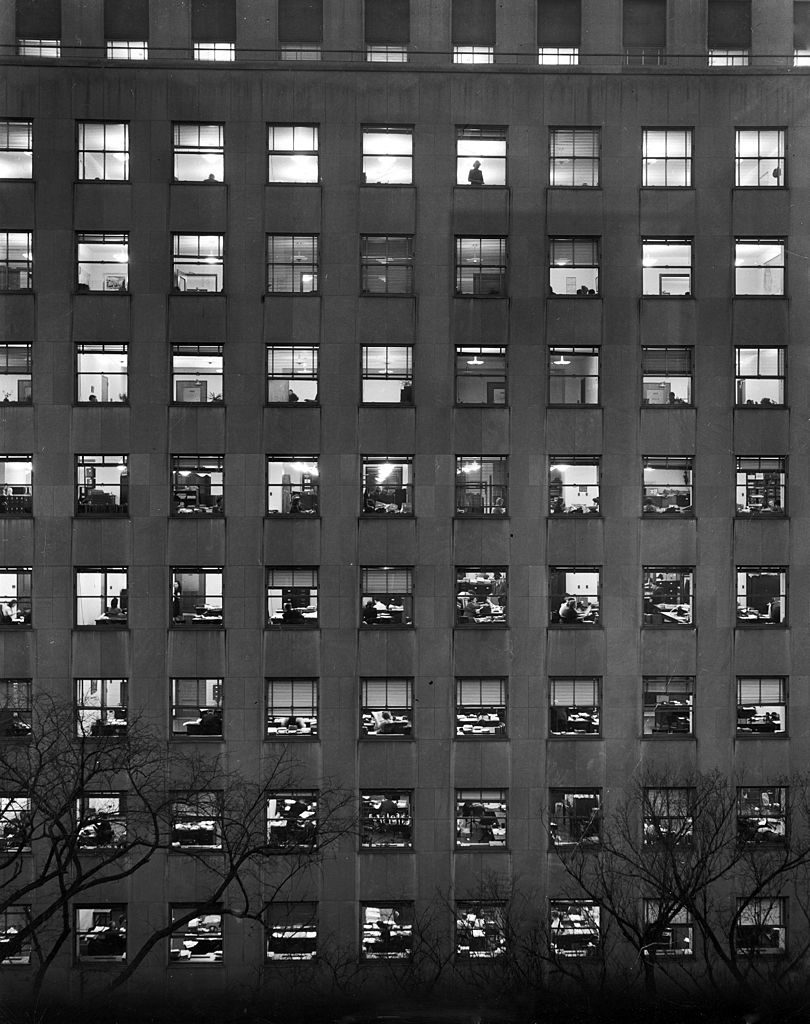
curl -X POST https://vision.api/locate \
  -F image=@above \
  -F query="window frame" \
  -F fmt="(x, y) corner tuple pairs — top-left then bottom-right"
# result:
(360, 234), (414, 295)
(170, 792), (223, 850)
(76, 232), (128, 293)
(642, 676), (694, 737)
(266, 234), (319, 294)
(76, 454), (128, 516)
(455, 236), (507, 297)
(0, 795), (31, 852)
(549, 789), (601, 846)
(548, 347), (599, 406)
(267, 124), (319, 184)
(737, 786), (786, 844)
(361, 345), (413, 404)
(267, 457), (320, 516)
(548, 237), (600, 296)
(456, 568), (508, 626)
(549, 567), (601, 626)
(736, 456), (786, 516)
(170, 567), (223, 628)
(642, 128), (693, 187)
(75, 567), (128, 628)
(642, 238), (693, 296)
(549, 677), (601, 736)
(456, 126), (507, 187)
(643, 567), (694, 627)
(641, 346), (693, 406)
(455, 346), (506, 406)
(643, 901), (694, 956)
(171, 454), (224, 517)
(75, 906), (127, 962)
(169, 906), (223, 963)
(642, 456), (693, 515)
(266, 344), (319, 404)
(106, 40), (148, 59)
(266, 678), (318, 738)
(0, 455), (32, 516)
(360, 789), (413, 849)
(171, 234), (224, 294)
(455, 677), (507, 738)
(77, 122), (129, 182)
(0, 905), (31, 964)
(455, 902), (506, 958)
(171, 678), (223, 738)
(360, 566), (413, 626)
(361, 677), (413, 738)
(0, 232), (33, 292)
(77, 793), (127, 849)
(736, 567), (787, 626)
(737, 676), (786, 736)
(266, 567), (319, 627)
(0, 343), (32, 404)
(735, 129), (786, 187)
(735, 898), (786, 955)
(362, 126), (413, 185)
(0, 678), (31, 737)
(265, 902), (317, 961)
(549, 127), (600, 188)
(171, 343), (223, 404)
(0, 569), (31, 628)
(735, 347), (785, 406)
(549, 900), (600, 958)
(455, 788), (507, 849)
(76, 342), (128, 404)
(455, 456), (508, 517)
(549, 455), (600, 516)
(643, 787), (694, 846)
(361, 903), (413, 960)
(0, 120), (33, 179)
(172, 123), (224, 183)
(734, 238), (785, 297)
(75, 678), (128, 737)
(266, 791), (318, 851)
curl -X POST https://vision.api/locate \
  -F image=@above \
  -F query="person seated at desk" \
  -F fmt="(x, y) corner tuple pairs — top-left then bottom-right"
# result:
(282, 601), (305, 623)
(476, 599), (495, 618)
(559, 597), (578, 623)
(362, 599), (378, 625)
(493, 497), (506, 514)
(460, 594), (479, 619)
(289, 494), (303, 514)
(0, 599), (23, 624)
(387, 596), (404, 623)
(105, 597), (126, 619)
(285, 715), (307, 731)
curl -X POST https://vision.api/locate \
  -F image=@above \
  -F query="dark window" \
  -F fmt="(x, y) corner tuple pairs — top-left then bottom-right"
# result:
(265, 903), (317, 961)
(360, 235), (414, 294)
(708, 0), (751, 48)
(735, 898), (785, 955)
(456, 237), (507, 295)
(266, 235), (319, 293)
(623, 0), (666, 64)
(0, 906), (31, 964)
(537, 0), (581, 47)
(170, 906), (223, 963)
(365, 0), (409, 44)
(16, 0), (60, 38)
(191, 0), (235, 41)
(0, 679), (31, 737)
(104, 0), (149, 40)
(77, 793), (127, 848)
(278, 0), (323, 42)
(796, 1), (810, 57)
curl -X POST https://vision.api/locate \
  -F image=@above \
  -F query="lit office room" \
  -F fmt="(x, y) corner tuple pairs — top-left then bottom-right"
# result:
(75, 908), (126, 961)
(455, 905), (506, 959)
(736, 568), (785, 623)
(361, 346), (412, 403)
(549, 902), (600, 957)
(455, 347), (506, 405)
(0, 455), (31, 513)
(642, 676), (694, 735)
(75, 568), (127, 626)
(75, 678), (127, 737)
(736, 457), (785, 514)
(455, 569), (507, 624)
(361, 905), (412, 960)
(642, 569), (693, 625)
(549, 678), (600, 736)
(455, 678), (506, 737)
(0, 569), (31, 625)
(266, 678), (318, 737)
(266, 793), (318, 850)
(171, 344), (223, 403)
(76, 343), (127, 403)
(360, 791), (412, 848)
(171, 568), (223, 625)
(455, 457), (507, 515)
(171, 678), (223, 737)
(641, 348), (692, 404)
(737, 677), (785, 734)
(76, 233), (128, 292)
(642, 456), (693, 514)
(737, 787), (786, 843)
(362, 456), (412, 514)
(360, 567), (412, 625)
(0, 343), (32, 403)
(549, 790), (601, 845)
(267, 458), (319, 514)
(548, 348), (599, 405)
(455, 789), (507, 847)
(267, 569), (319, 625)
(169, 913), (223, 963)
(76, 454), (127, 514)
(548, 569), (599, 624)
(0, 679), (31, 736)
(171, 455), (223, 515)
(361, 677), (412, 736)
(548, 457), (599, 515)
(265, 904), (317, 961)
(267, 345), (318, 403)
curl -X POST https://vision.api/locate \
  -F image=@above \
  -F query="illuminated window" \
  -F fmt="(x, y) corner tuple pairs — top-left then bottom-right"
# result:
(549, 568), (600, 625)
(549, 237), (599, 295)
(267, 679), (318, 737)
(0, 121), (33, 178)
(267, 457), (319, 515)
(267, 792), (318, 850)
(172, 234), (224, 293)
(360, 790), (412, 848)
(642, 676), (694, 736)
(170, 567), (223, 627)
(77, 122), (128, 181)
(268, 125), (318, 183)
(549, 677), (600, 735)
(362, 456), (413, 515)
(456, 127), (506, 185)
(736, 567), (786, 625)
(361, 678), (412, 738)
(171, 455), (224, 516)
(549, 790), (601, 845)
(360, 567), (413, 626)
(455, 903), (506, 957)
(455, 677), (506, 737)
(266, 567), (319, 626)
(456, 346), (506, 405)
(455, 788), (507, 848)
(735, 347), (784, 406)
(737, 787), (786, 844)
(0, 569), (31, 627)
(266, 235), (319, 293)
(549, 456), (599, 515)
(76, 455), (127, 515)
(361, 904), (412, 959)
(362, 345), (412, 403)
(76, 232), (128, 292)
(550, 901), (600, 956)
(170, 906), (223, 962)
(549, 128), (599, 187)
(549, 347), (599, 405)
(76, 907), (126, 961)
(362, 126), (413, 184)
(172, 124), (224, 182)
(75, 678), (127, 737)
(172, 344), (223, 403)
(642, 238), (692, 295)
(456, 457), (508, 516)
(736, 129), (785, 186)
(642, 128), (692, 186)
(734, 239), (785, 296)
(642, 456), (692, 515)
(170, 793), (222, 849)
(75, 568), (128, 627)
(0, 232), (32, 291)
(267, 345), (319, 403)
(643, 788), (693, 845)
(0, 456), (32, 515)
(455, 237), (507, 296)
(76, 343), (127, 403)
(77, 794), (126, 848)
(171, 678), (223, 737)
(643, 567), (694, 626)
(736, 457), (785, 515)
(737, 677), (786, 735)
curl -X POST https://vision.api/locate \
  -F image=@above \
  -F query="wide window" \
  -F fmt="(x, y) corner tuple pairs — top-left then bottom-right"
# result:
(642, 347), (692, 405)
(642, 239), (692, 295)
(17, 40), (60, 57)
(456, 568), (507, 625)
(549, 237), (599, 295)
(360, 235), (414, 295)
(737, 677), (786, 735)
(266, 235), (319, 293)
(76, 568), (128, 627)
(267, 344), (318, 403)
(76, 454), (127, 515)
(642, 676), (694, 736)
(0, 906), (31, 964)
(267, 457), (319, 515)
(78, 122), (128, 181)
(456, 346), (506, 405)
(267, 792), (318, 850)
(362, 345), (413, 403)
(643, 787), (693, 845)
(106, 40), (147, 59)
(75, 678), (127, 737)
(361, 678), (413, 737)
(456, 677), (506, 737)
(643, 902), (693, 956)
(643, 568), (693, 626)
(172, 344), (222, 403)
(736, 567), (786, 624)
(642, 129), (692, 187)
(0, 678), (31, 737)
(360, 566), (413, 626)
(76, 907), (126, 962)
(736, 457), (785, 515)
(549, 677), (600, 735)
(172, 235), (223, 293)
(737, 787), (786, 844)
(0, 232), (32, 291)
(76, 232), (128, 292)
(361, 456), (413, 515)
(0, 343), (32, 403)
(170, 792), (222, 849)
(0, 121), (33, 178)
(549, 128), (599, 187)
(550, 901), (600, 957)
(361, 904), (412, 959)
(456, 127), (506, 186)
(266, 567), (319, 625)
(735, 898), (785, 955)
(76, 343), (127, 403)
(456, 789), (507, 847)
(171, 455), (223, 516)
(549, 790), (601, 845)
(77, 793), (126, 848)
(193, 41), (234, 61)
(549, 456), (599, 515)
(170, 568), (223, 627)
(735, 347), (784, 406)
(455, 456), (507, 516)
(266, 678), (318, 737)
(642, 456), (693, 514)
(171, 678), (223, 737)
(172, 124), (224, 182)
(265, 903), (317, 961)
(455, 237), (507, 296)
(456, 903), (506, 958)
(0, 456), (32, 515)
(268, 125), (319, 183)
(360, 790), (412, 848)
(734, 239), (785, 296)
(736, 129), (785, 187)
(0, 569), (31, 627)
(362, 127), (413, 184)
(170, 908), (223, 962)
(549, 568), (600, 625)
(549, 347), (599, 405)
(454, 45), (494, 63)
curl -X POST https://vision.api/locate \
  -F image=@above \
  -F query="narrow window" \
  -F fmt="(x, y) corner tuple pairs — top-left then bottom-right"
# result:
(104, 0), (149, 60)
(452, 0), (495, 63)
(0, 569), (31, 627)
(0, 797), (31, 852)
(538, 0), (581, 64)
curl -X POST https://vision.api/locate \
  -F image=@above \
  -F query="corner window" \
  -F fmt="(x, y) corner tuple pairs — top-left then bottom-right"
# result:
(456, 568), (507, 625)
(737, 787), (786, 844)
(643, 567), (694, 626)
(737, 677), (786, 735)
(172, 343), (223, 403)
(360, 790), (412, 848)
(643, 787), (693, 845)
(172, 124), (224, 182)
(735, 347), (784, 406)
(0, 121), (33, 179)
(268, 125), (319, 183)
(362, 345), (412, 403)
(643, 676), (694, 736)
(267, 344), (318, 403)
(455, 456), (508, 516)
(76, 678), (127, 737)
(267, 792), (318, 850)
(736, 567), (786, 625)
(170, 793), (223, 849)
(360, 566), (413, 626)
(642, 456), (693, 514)
(266, 678), (318, 737)
(549, 347), (599, 405)
(0, 796), (30, 852)
(171, 568), (223, 627)
(550, 901), (600, 957)
(0, 456), (32, 515)
(642, 129), (693, 187)
(549, 237), (599, 295)
(361, 677), (413, 737)
(76, 568), (128, 627)
(0, 907), (31, 964)
(736, 129), (785, 186)
(171, 455), (224, 516)
(549, 790), (601, 845)
(171, 678), (223, 737)
(76, 907), (126, 961)
(76, 455), (127, 515)
(456, 346), (506, 405)
(549, 568), (600, 625)
(549, 128), (599, 187)
(455, 903), (506, 958)
(0, 678), (31, 737)
(642, 238), (692, 295)
(170, 907), (223, 962)
(549, 456), (599, 515)
(455, 237), (507, 296)
(0, 343), (32, 404)
(360, 235), (414, 294)
(735, 898), (785, 955)
(77, 122), (128, 181)
(266, 235), (319, 293)
(77, 794), (127, 848)
(734, 238), (785, 296)
(266, 567), (319, 626)
(0, 232), (32, 291)
(549, 677), (600, 736)
(361, 904), (412, 959)
(643, 902), (693, 956)
(265, 903), (317, 961)
(172, 234), (223, 293)
(77, 343), (127, 403)
(736, 457), (785, 515)
(456, 677), (506, 737)
(455, 789), (507, 848)
(456, 126), (506, 186)
(642, 347), (692, 405)
(0, 569), (31, 627)
(267, 457), (319, 515)
(362, 126), (412, 184)
(76, 232), (128, 293)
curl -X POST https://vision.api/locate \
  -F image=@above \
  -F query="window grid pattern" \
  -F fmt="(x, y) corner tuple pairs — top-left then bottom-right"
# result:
(361, 678), (412, 737)
(0, 121), (33, 178)
(266, 235), (319, 293)
(549, 677), (600, 735)
(456, 677), (506, 737)
(455, 236), (507, 296)
(360, 235), (414, 294)
(642, 129), (692, 186)
(267, 678), (318, 736)
(0, 232), (32, 291)
(642, 347), (693, 405)
(549, 128), (599, 187)
(737, 677), (785, 735)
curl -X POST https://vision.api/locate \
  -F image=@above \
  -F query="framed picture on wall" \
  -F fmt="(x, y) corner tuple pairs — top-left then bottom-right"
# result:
(104, 275), (126, 292)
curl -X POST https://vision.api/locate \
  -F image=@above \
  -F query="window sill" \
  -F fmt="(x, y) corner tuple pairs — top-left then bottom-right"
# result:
(455, 733), (507, 741)
(0, 289), (34, 295)
(547, 185), (601, 191)
(265, 291), (319, 297)
(642, 294), (693, 300)
(454, 184), (510, 190)
(74, 624), (127, 630)
(548, 403), (601, 409)
(265, 401), (320, 407)
(733, 185), (786, 191)
(734, 404), (786, 409)
(642, 733), (695, 740)
(549, 512), (600, 518)
(171, 512), (224, 518)
(75, 401), (129, 407)
(360, 512), (414, 518)
(75, 511), (129, 518)
(76, 179), (131, 186)
(266, 733), (319, 741)
(455, 622), (507, 629)
(641, 624), (694, 629)
(172, 734), (224, 741)
(360, 401), (413, 408)
(75, 290), (129, 296)
(170, 623), (224, 629)
(547, 293), (600, 299)
(360, 292), (416, 298)
(735, 622), (786, 629)
(266, 622), (319, 629)
(360, 183), (415, 188)
(359, 623), (413, 629)
(548, 623), (601, 629)
(454, 512), (510, 519)
(172, 401), (224, 407)
(267, 181), (321, 187)
(733, 295), (786, 299)
(736, 512), (786, 518)
(736, 731), (787, 739)
(454, 402), (507, 409)
(641, 185), (695, 191)
(455, 844), (508, 851)
(359, 845), (414, 852)
(454, 292), (507, 299)
(360, 734), (413, 741)
(170, 291), (224, 297)
(548, 733), (602, 740)
(642, 511), (694, 518)
(266, 512), (320, 519)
